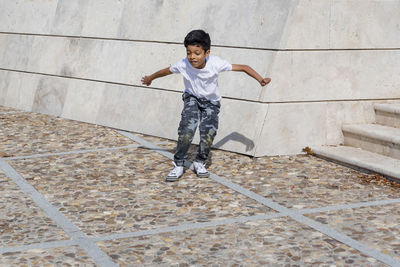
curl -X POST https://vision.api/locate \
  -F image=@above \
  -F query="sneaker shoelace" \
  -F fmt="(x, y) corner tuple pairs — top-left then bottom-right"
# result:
(196, 162), (207, 173)
(169, 163), (182, 176)
(170, 167), (180, 175)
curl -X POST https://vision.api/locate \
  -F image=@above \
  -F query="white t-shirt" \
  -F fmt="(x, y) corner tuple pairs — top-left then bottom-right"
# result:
(169, 55), (232, 102)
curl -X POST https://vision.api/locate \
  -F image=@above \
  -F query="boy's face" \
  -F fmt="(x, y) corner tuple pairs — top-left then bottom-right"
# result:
(186, 45), (210, 69)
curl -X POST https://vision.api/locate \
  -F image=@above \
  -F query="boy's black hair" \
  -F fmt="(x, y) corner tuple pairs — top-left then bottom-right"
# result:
(184, 30), (211, 52)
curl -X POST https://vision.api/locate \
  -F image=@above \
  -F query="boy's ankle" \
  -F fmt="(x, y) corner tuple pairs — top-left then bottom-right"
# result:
(174, 160), (185, 167)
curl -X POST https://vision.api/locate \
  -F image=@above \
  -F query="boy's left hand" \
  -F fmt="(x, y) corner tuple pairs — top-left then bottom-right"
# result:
(260, 78), (271, 86)
(141, 76), (152, 86)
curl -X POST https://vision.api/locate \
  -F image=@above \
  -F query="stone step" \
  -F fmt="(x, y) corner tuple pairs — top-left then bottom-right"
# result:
(374, 103), (400, 128)
(312, 145), (400, 182)
(342, 123), (400, 159)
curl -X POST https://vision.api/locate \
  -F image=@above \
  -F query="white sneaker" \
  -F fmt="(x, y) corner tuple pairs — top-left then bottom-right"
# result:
(193, 161), (209, 178)
(166, 162), (184, 182)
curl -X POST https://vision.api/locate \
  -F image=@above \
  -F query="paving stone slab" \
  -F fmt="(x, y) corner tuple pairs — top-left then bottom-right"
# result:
(96, 217), (381, 266)
(9, 148), (271, 237)
(0, 171), (69, 247)
(306, 203), (400, 262)
(207, 150), (399, 210)
(0, 245), (97, 266)
(0, 112), (135, 156)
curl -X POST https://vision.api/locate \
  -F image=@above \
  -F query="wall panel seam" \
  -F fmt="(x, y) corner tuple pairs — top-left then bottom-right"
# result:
(1, 32), (400, 52)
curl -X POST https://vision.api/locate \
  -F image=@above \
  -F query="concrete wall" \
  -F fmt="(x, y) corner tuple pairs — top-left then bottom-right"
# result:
(1, 0), (399, 156)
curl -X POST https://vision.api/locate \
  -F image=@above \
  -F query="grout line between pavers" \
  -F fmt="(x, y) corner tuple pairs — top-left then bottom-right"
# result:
(0, 213), (282, 254)
(0, 159), (118, 267)
(2, 197), (400, 254)
(4, 144), (140, 160)
(118, 131), (174, 160)
(0, 240), (76, 254)
(298, 198), (400, 215)
(118, 130), (400, 267)
(89, 212), (282, 243)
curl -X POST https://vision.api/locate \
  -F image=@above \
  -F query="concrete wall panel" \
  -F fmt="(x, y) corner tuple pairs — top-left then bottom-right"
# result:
(281, 0), (400, 49)
(1, 72), (38, 111)
(117, 0), (293, 48)
(32, 76), (69, 116)
(1, 34), (34, 70)
(0, 0), (58, 34)
(95, 84), (183, 140)
(215, 47), (273, 101)
(215, 100), (267, 155)
(27, 36), (79, 76)
(61, 79), (105, 124)
(51, 0), (89, 36)
(255, 102), (328, 156)
(81, 0), (125, 38)
(0, 71), (10, 106)
(330, 0), (400, 49)
(0, 35), (8, 63)
(281, 0), (331, 49)
(265, 50), (400, 102)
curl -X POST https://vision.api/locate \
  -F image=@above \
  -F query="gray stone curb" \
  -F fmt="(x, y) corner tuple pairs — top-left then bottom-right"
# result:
(375, 103), (400, 114)
(342, 124), (400, 144)
(0, 111), (21, 115)
(312, 145), (400, 182)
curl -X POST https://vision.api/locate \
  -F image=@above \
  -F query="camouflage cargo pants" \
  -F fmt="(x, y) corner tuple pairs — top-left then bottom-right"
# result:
(174, 93), (220, 166)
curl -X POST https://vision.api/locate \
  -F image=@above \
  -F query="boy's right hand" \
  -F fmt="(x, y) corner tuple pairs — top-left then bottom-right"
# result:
(141, 76), (152, 86)
(260, 78), (271, 86)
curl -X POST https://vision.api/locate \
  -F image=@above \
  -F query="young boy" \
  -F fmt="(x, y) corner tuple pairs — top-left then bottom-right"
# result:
(141, 29), (271, 181)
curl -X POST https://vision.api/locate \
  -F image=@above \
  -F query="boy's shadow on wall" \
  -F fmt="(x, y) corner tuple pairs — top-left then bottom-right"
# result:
(204, 132), (255, 167)
(188, 132), (255, 167)
(144, 132), (255, 167)
(213, 132), (255, 152)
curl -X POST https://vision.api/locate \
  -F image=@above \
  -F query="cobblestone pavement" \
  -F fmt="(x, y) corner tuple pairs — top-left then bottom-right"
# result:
(0, 106), (399, 267)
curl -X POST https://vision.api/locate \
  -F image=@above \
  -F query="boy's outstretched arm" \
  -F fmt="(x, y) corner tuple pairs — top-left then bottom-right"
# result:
(232, 64), (271, 86)
(141, 67), (172, 86)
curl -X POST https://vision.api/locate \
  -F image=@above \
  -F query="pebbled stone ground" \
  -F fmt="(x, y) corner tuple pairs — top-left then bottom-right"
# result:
(0, 107), (398, 266)
(97, 217), (377, 266)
